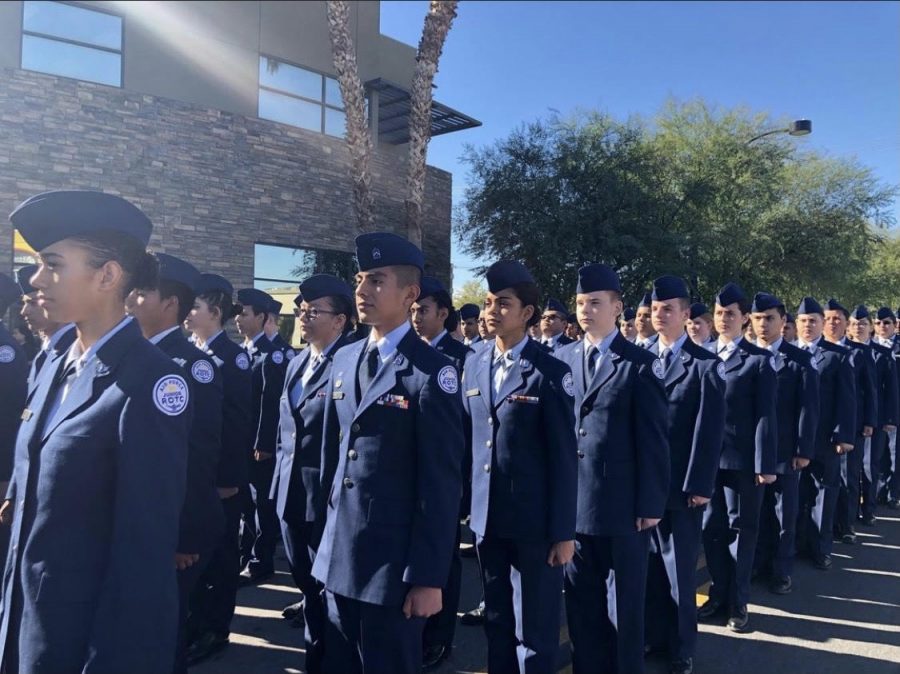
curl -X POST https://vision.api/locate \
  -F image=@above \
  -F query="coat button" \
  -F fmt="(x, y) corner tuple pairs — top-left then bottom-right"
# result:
(579, 428), (587, 437)
(486, 440), (492, 448)
(487, 418), (493, 426)
(291, 432), (296, 439)
(351, 423), (361, 433)
(483, 464), (491, 473)
(581, 406), (590, 415)
(577, 450), (585, 459)
(343, 477), (354, 489)
(348, 449), (358, 460)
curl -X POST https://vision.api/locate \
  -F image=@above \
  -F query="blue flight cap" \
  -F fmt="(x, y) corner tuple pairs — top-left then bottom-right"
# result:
(576, 263), (621, 294)
(544, 297), (568, 315)
(622, 307), (636, 321)
(418, 276), (445, 301)
(16, 264), (38, 295)
(849, 304), (869, 320)
(269, 298), (283, 315)
(689, 302), (711, 320)
(156, 253), (201, 292)
(195, 273), (234, 297)
(459, 303), (480, 321)
(567, 313), (578, 324)
(876, 307), (896, 321)
(797, 297), (824, 316)
(824, 298), (849, 318)
(0, 272), (20, 306)
(785, 312), (795, 324)
(750, 292), (784, 313)
(299, 274), (353, 304)
(715, 282), (749, 313)
(237, 288), (274, 313)
(10, 190), (153, 251)
(486, 260), (535, 292)
(355, 232), (424, 272)
(651, 275), (689, 302)
(638, 292), (652, 308)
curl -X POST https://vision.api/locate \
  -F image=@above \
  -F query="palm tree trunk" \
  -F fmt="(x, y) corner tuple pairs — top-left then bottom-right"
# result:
(405, 0), (459, 248)
(326, 0), (375, 233)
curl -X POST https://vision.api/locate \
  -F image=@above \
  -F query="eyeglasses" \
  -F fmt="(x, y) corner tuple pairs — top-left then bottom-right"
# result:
(294, 307), (338, 320)
(541, 314), (562, 321)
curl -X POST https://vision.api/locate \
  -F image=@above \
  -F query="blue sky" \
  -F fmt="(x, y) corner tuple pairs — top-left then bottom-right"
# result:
(379, 0), (900, 290)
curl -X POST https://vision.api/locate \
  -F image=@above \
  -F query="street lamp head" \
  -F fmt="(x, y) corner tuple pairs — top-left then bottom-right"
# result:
(788, 119), (812, 136)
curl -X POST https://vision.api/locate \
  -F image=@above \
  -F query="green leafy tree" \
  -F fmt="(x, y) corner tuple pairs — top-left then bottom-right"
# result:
(452, 279), (487, 309)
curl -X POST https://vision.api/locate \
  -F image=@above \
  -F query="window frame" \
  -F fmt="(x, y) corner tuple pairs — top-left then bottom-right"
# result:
(253, 241), (357, 291)
(19, 0), (125, 88)
(257, 54), (348, 137)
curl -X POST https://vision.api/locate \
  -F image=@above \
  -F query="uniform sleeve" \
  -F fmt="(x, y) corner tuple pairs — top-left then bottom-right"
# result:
(859, 349), (878, 429)
(683, 362), (725, 498)
(315, 374), (341, 547)
(541, 365), (578, 542)
(178, 358), (224, 553)
(256, 355), (286, 453)
(833, 354), (857, 447)
(754, 357), (778, 474)
(217, 360), (252, 488)
(634, 361), (671, 519)
(883, 355), (899, 427)
(402, 367), (464, 588)
(84, 375), (190, 673)
(797, 360), (820, 460)
(0, 347), (28, 482)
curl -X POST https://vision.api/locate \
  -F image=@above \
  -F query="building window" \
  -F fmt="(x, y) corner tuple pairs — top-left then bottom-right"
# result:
(258, 56), (348, 138)
(21, 1), (123, 87)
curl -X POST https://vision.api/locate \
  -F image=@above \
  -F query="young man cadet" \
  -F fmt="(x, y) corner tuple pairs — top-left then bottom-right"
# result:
(750, 293), (819, 595)
(266, 298), (296, 361)
(644, 276), (724, 674)
(619, 307), (637, 342)
(782, 313), (798, 345)
(271, 274), (353, 674)
(686, 303), (715, 347)
(557, 264), (669, 674)
(411, 275), (472, 670)
(794, 298), (855, 570)
(566, 312), (583, 341)
(847, 306), (897, 528)
(129, 253), (225, 674)
(822, 299), (877, 544)
(873, 307), (900, 509)
(312, 233), (463, 674)
(539, 297), (574, 352)
(698, 282), (777, 633)
(635, 292), (658, 349)
(235, 287), (288, 584)
(464, 260), (577, 674)
(17, 264), (75, 388)
(459, 303), (482, 347)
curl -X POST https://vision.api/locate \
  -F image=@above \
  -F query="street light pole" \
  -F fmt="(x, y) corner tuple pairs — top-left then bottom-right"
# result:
(747, 119), (812, 145)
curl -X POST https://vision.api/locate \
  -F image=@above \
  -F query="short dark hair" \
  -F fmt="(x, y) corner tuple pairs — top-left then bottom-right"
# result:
(197, 289), (241, 327)
(392, 265), (422, 289)
(70, 230), (158, 300)
(158, 279), (196, 324)
(510, 282), (541, 327)
(326, 294), (355, 334)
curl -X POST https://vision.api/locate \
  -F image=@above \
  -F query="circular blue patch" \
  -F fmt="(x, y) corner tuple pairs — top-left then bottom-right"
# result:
(154, 375), (189, 416)
(191, 360), (214, 384)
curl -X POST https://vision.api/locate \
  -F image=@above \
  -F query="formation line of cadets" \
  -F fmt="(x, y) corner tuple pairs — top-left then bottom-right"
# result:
(0, 190), (897, 674)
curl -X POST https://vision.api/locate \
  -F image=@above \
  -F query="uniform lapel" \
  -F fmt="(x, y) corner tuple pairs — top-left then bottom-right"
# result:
(354, 332), (414, 421)
(666, 346), (689, 388)
(474, 347), (494, 414)
(286, 349), (311, 405)
(723, 343), (745, 373)
(494, 350), (535, 409)
(570, 342), (587, 400)
(338, 339), (365, 414)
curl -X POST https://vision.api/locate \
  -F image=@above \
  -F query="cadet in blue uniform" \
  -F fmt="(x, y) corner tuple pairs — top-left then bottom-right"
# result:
(782, 312), (798, 345)
(750, 293), (819, 595)
(556, 264), (669, 674)
(686, 303), (715, 347)
(271, 274), (354, 674)
(312, 233), (463, 674)
(822, 299), (877, 544)
(794, 298), (855, 570)
(0, 190), (190, 673)
(184, 274), (253, 664)
(873, 308), (900, 509)
(16, 264), (76, 390)
(235, 287), (287, 583)
(267, 298), (297, 361)
(0, 273), (28, 557)
(538, 298), (574, 352)
(129, 253), (225, 674)
(411, 276), (472, 669)
(698, 283), (777, 633)
(635, 292), (658, 349)
(459, 303), (482, 347)
(847, 306), (898, 527)
(643, 276), (724, 674)
(463, 261), (576, 674)
(619, 306), (637, 342)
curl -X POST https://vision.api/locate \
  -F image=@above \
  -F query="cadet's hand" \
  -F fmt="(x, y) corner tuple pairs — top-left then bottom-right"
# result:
(254, 450), (273, 462)
(792, 457), (811, 470)
(0, 500), (11, 526)
(402, 586), (442, 619)
(687, 495), (710, 508)
(175, 553), (200, 571)
(218, 487), (240, 499)
(547, 540), (575, 567)
(885, 425), (897, 433)
(862, 426), (874, 438)
(836, 442), (854, 454)
(756, 474), (777, 485)
(636, 518), (661, 531)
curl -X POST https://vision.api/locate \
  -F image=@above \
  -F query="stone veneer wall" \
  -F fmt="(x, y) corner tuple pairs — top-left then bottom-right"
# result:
(0, 68), (452, 287)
